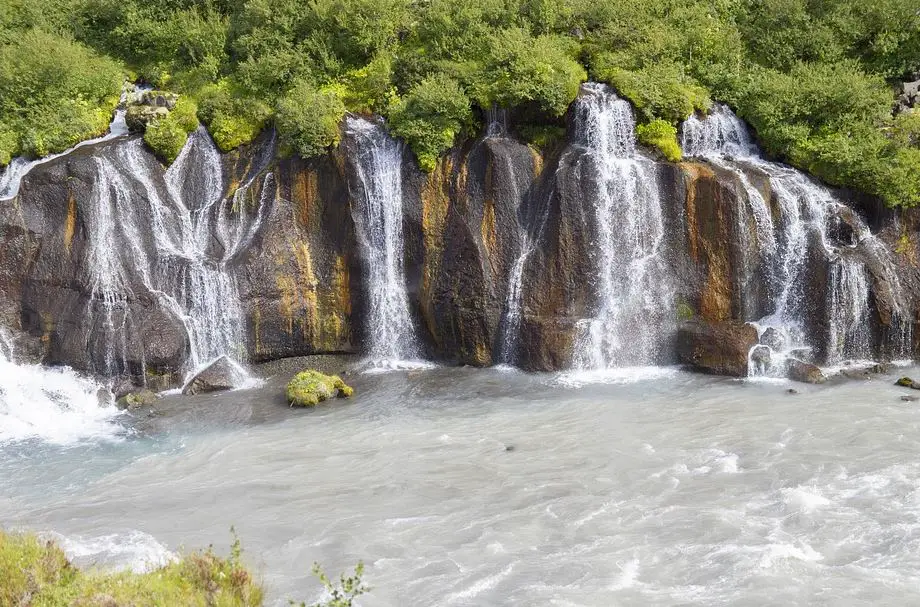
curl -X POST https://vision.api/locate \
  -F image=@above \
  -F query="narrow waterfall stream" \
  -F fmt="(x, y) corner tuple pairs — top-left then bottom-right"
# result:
(345, 116), (422, 366)
(570, 83), (675, 372)
(682, 105), (909, 373)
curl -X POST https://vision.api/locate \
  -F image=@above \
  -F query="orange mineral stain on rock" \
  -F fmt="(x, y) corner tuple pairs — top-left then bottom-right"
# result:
(64, 191), (77, 255)
(420, 156), (452, 343)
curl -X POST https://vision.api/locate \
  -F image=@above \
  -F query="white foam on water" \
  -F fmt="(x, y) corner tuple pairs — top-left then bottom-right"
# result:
(555, 365), (679, 387)
(50, 530), (176, 573)
(0, 333), (123, 446)
(782, 487), (832, 512)
(610, 559), (640, 590)
(361, 358), (437, 374)
(446, 562), (514, 604)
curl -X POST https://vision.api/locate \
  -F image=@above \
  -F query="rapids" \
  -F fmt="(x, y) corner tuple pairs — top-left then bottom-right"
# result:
(3, 364), (920, 605)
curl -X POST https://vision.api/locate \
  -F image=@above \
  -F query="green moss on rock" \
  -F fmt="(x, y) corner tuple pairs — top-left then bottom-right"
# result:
(286, 370), (354, 407)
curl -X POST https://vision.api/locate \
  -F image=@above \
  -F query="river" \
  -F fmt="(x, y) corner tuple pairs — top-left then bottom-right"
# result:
(2, 362), (920, 605)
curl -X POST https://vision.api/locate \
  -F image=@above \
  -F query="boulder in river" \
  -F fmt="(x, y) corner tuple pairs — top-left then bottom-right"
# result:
(750, 345), (771, 367)
(182, 356), (241, 395)
(286, 369), (354, 407)
(786, 359), (827, 384)
(895, 377), (920, 390)
(115, 389), (158, 410)
(676, 320), (759, 377)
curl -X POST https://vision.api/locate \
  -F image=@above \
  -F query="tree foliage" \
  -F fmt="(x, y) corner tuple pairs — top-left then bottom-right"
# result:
(1, 0), (919, 205)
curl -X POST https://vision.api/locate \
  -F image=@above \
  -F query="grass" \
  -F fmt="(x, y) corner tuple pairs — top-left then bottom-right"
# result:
(0, 529), (262, 606)
(0, 530), (370, 606)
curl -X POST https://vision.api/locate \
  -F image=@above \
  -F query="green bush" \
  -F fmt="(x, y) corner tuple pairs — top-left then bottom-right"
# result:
(2, 0), (918, 206)
(197, 81), (271, 152)
(595, 60), (710, 124)
(0, 28), (123, 161)
(386, 73), (472, 171)
(637, 119), (682, 162)
(0, 529), (263, 606)
(472, 29), (585, 116)
(275, 80), (347, 158)
(143, 97), (199, 164)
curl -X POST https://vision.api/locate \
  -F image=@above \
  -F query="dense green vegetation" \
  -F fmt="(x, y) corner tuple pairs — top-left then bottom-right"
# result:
(0, 529), (368, 606)
(1, 0), (918, 206)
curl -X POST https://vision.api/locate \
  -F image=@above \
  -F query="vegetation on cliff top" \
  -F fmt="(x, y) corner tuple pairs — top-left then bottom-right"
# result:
(1, 0), (919, 206)
(0, 529), (368, 606)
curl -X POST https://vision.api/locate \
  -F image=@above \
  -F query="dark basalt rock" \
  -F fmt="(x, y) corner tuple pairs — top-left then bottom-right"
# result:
(676, 319), (759, 377)
(182, 356), (240, 395)
(3, 108), (920, 380)
(786, 359), (827, 384)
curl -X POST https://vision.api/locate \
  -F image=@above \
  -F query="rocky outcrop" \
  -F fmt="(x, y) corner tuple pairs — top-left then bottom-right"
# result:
(2, 101), (920, 385)
(676, 319), (759, 377)
(125, 90), (179, 132)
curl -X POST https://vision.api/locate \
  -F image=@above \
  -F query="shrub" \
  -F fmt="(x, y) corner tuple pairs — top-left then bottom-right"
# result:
(0, 28), (123, 160)
(472, 29), (585, 116)
(0, 529), (263, 606)
(595, 59), (710, 124)
(143, 96), (199, 163)
(386, 73), (472, 171)
(637, 119), (682, 162)
(197, 81), (272, 151)
(275, 80), (347, 158)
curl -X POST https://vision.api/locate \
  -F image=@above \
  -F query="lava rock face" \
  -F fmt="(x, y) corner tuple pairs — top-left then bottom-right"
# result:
(676, 319), (759, 377)
(3, 114), (920, 384)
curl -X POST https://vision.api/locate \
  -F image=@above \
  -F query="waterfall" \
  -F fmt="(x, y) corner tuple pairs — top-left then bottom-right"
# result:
(0, 330), (122, 445)
(496, 151), (550, 367)
(81, 129), (273, 383)
(570, 83), (675, 370)
(682, 104), (909, 373)
(827, 257), (871, 363)
(345, 116), (422, 364)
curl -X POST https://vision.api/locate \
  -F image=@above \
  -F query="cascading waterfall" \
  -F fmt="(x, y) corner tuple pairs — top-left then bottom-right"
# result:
(82, 129), (274, 383)
(828, 257), (871, 362)
(345, 116), (421, 364)
(571, 83), (675, 370)
(682, 104), (909, 373)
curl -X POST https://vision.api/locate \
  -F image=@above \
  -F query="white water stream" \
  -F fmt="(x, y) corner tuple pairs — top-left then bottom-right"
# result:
(570, 84), (675, 371)
(345, 116), (425, 368)
(682, 105), (909, 374)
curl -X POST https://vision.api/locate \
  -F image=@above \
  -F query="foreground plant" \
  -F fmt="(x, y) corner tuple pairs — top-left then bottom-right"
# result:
(1, 529), (371, 607)
(0, 529), (262, 606)
(291, 562), (369, 607)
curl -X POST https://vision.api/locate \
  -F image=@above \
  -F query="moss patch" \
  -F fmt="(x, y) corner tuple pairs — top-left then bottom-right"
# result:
(286, 369), (354, 407)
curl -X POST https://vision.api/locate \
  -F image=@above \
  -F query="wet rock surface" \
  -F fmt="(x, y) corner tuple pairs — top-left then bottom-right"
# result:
(676, 320), (759, 377)
(786, 359), (827, 384)
(3, 100), (920, 379)
(182, 356), (241, 396)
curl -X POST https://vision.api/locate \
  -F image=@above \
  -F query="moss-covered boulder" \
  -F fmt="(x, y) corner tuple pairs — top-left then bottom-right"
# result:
(286, 370), (354, 407)
(115, 389), (158, 410)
